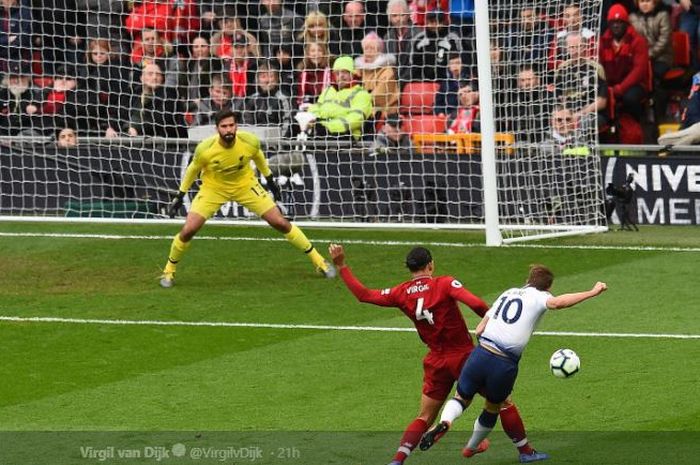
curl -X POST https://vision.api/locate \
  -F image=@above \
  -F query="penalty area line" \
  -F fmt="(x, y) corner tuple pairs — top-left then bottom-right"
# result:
(1, 316), (699, 340)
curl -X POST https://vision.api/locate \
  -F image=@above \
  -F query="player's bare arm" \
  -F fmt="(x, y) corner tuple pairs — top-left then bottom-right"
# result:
(546, 282), (608, 310)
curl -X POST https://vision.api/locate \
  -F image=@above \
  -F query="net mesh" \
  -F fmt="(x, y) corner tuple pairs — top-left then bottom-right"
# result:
(0, 0), (605, 238)
(485, 0), (606, 240)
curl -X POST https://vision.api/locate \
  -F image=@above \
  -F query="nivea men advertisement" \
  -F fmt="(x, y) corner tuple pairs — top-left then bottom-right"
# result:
(602, 157), (700, 225)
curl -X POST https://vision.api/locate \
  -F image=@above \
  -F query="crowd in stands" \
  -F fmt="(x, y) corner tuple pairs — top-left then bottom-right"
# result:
(0, 0), (698, 149)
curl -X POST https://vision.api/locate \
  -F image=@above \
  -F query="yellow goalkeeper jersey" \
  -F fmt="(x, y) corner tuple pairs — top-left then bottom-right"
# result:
(179, 130), (273, 193)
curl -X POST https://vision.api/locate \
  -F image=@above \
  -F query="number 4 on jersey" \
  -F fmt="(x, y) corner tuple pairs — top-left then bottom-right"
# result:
(415, 297), (435, 325)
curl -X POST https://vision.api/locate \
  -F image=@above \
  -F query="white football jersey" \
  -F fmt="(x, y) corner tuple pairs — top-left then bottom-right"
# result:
(480, 286), (552, 359)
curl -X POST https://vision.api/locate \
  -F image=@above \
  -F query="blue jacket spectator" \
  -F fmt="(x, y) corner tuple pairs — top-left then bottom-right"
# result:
(682, 72), (700, 129)
(0, 0), (32, 64)
(434, 53), (471, 116)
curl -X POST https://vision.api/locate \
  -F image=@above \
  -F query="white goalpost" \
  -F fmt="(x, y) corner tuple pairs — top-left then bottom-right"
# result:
(475, 0), (607, 244)
(0, 0), (607, 244)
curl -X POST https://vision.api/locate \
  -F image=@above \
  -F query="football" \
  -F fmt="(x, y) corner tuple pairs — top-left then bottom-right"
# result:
(549, 348), (580, 378)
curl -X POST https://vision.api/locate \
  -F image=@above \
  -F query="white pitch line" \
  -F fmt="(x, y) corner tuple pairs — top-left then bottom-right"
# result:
(0, 231), (699, 253)
(1, 316), (698, 339)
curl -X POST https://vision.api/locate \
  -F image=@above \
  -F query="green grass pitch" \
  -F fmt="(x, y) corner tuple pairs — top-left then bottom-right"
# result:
(0, 221), (698, 464)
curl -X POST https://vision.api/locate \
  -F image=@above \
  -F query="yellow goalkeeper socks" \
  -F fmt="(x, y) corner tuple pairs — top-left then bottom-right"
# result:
(163, 233), (191, 273)
(284, 225), (327, 270)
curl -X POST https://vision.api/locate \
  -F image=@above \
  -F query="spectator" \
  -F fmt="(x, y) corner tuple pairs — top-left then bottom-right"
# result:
(554, 32), (608, 134)
(400, 8), (462, 84)
(34, 0), (85, 74)
(0, 61), (41, 135)
(544, 105), (591, 155)
(658, 71), (700, 145)
(373, 112), (415, 154)
(355, 32), (399, 118)
(435, 53), (471, 116)
(130, 28), (180, 87)
(126, 62), (186, 138)
(227, 32), (258, 99)
(446, 81), (480, 134)
(179, 36), (225, 114)
(305, 56), (373, 140)
(40, 65), (84, 133)
(78, 38), (133, 137)
(510, 66), (550, 143)
(273, 44), (296, 97)
(194, 74), (235, 126)
(56, 126), (78, 148)
(198, 0), (224, 35)
(338, 1), (369, 57)
(297, 10), (340, 56)
(384, 0), (415, 78)
(258, 0), (303, 59)
(599, 4), (650, 122)
(76, 1), (126, 48)
(409, 0), (449, 27)
(241, 62), (293, 137)
(548, 2), (597, 70)
(124, 0), (199, 46)
(489, 38), (515, 99)
(296, 41), (333, 107)
(0, 0), (32, 67)
(507, 5), (552, 70)
(630, 0), (672, 78)
(677, 0), (700, 70)
(211, 13), (261, 61)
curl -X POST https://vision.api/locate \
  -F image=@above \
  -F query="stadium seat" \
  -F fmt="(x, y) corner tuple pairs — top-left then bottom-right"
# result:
(662, 31), (691, 81)
(658, 32), (692, 126)
(402, 114), (447, 135)
(400, 82), (440, 115)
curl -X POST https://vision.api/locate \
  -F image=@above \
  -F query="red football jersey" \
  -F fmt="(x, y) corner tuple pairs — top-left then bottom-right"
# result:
(340, 267), (489, 353)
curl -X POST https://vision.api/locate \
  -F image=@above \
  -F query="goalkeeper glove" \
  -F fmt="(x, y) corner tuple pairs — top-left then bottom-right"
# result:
(167, 191), (186, 218)
(265, 175), (282, 202)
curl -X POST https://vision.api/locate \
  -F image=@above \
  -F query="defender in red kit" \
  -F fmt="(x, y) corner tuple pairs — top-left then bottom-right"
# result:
(328, 244), (547, 464)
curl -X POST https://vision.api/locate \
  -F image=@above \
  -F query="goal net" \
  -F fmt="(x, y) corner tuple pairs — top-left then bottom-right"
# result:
(0, 0), (606, 243)
(476, 0), (607, 243)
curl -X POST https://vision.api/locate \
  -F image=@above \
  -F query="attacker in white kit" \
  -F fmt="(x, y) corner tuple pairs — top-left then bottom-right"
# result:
(420, 265), (607, 462)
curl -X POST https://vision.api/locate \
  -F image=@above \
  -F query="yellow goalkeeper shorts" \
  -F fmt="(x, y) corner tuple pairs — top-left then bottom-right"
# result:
(189, 181), (276, 219)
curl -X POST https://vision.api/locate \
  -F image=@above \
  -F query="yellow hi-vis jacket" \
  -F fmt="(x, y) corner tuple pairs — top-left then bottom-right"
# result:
(309, 84), (373, 139)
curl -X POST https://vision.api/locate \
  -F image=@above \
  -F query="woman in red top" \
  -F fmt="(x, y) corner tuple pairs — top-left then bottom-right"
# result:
(296, 41), (333, 108)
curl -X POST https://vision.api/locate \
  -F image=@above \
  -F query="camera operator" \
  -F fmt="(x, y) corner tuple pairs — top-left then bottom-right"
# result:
(605, 173), (638, 231)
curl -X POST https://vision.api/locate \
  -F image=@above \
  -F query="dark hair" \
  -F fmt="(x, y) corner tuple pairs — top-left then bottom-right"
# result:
(211, 73), (233, 88)
(527, 264), (554, 291)
(405, 247), (433, 272)
(214, 109), (240, 125)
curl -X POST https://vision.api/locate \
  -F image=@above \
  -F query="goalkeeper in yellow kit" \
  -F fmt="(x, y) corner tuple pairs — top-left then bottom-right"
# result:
(159, 109), (335, 288)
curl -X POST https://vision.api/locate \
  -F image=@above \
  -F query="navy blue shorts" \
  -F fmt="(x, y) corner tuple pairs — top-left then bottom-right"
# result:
(456, 345), (519, 404)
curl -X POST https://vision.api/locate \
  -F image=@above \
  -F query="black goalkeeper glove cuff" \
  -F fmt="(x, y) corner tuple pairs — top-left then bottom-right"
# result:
(265, 175), (282, 202)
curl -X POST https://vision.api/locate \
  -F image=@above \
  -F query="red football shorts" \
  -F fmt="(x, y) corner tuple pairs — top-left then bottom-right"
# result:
(422, 349), (472, 401)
